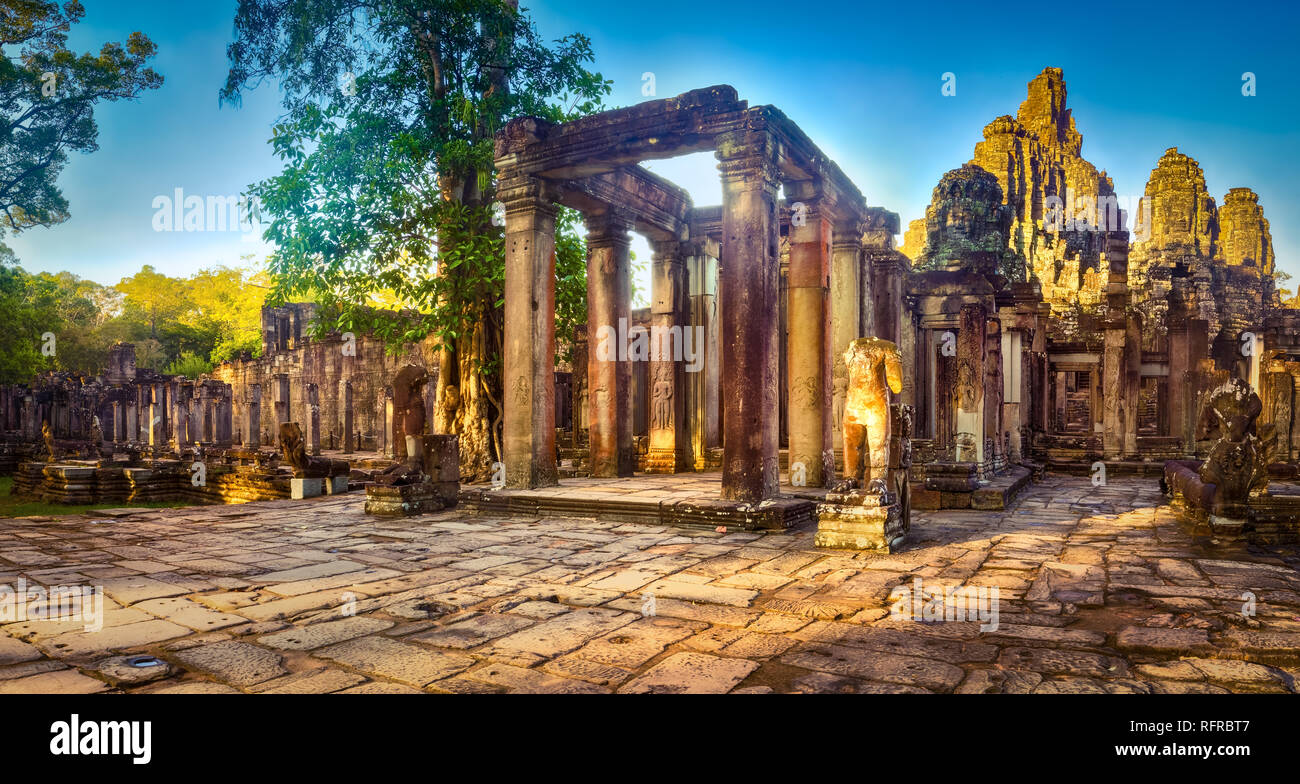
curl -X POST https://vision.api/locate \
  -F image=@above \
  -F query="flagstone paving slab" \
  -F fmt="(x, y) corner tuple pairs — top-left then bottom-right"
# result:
(1, 476), (1299, 693)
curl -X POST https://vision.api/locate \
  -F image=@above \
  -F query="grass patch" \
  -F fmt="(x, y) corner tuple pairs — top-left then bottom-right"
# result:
(0, 475), (190, 519)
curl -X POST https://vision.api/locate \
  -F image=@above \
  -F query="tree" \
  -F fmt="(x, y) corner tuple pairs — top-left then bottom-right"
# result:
(163, 351), (212, 378)
(115, 264), (189, 339)
(1, 1), (162, 259)
(184, 263), (269, 363)
(221, 0), (609, 478)
(0, 263), (108, 381)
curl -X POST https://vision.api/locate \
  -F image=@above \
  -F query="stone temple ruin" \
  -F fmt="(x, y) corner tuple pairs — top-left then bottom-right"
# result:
(3, 67), (1298, 546)
(0, 309), (456, 507)
(475, 69), (1300, 545)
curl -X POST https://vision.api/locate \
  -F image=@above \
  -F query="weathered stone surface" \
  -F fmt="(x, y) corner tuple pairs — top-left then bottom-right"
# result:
(618, 652), (757, 694)
(316, 636), (474, 688)
(0, 476), (1296, 695)
(782, 644), (965, 692)
(174, 640), (287, 687)
(407, 614), (534, 649)
(257, 616), (394, 650)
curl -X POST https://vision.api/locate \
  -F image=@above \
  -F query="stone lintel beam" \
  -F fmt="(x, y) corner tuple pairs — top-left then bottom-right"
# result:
(495, 90), (875, 229)
(495, 86), (750, 181)
(689, 205), (724, 244)
(559, 166), (691, 242)
(759, 106), (869, 225)
(717, 128), (781, 501)
(502, 180), (560, 489)
(585, 210), (635, 478)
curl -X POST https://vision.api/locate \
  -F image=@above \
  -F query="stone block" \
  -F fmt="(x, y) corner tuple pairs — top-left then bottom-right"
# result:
(911, 484), (940, 510)
(939, 491), (972, 509)
(971, 488), (1006, 510)
(324, 475), (349, 495)
(364, 481), (443, 516)
(291, 477), (323, 499)
(815, 496), (904, 551)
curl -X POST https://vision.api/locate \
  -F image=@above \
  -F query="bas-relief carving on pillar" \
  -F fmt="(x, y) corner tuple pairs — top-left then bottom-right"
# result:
(842, 338), (903, 489)
(650, 365), (672, 431)
(1267, 371), (1293, 462)
(645, 238), (693, 473)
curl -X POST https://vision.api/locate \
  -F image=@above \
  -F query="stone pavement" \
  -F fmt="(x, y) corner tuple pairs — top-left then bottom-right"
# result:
(2, 475), (1299, 694)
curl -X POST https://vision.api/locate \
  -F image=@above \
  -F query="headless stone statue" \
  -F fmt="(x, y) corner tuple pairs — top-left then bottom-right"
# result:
(842, 338), (903, 490)
(392, 365), (428, 464)
(41, 421), (56, 461)
(279, 422), (349, 479)
(89, 415), (104, 458)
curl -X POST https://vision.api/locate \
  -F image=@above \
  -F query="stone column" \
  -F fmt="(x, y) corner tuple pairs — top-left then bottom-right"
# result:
(1123, 315), (1142, 457)
(830, 223), (862, 451)
(646, 238), (693, 473)
(125, 402), (138, 445)
(717, 129), (781, 501)
(786, 200), (833, 486)
(687, 240), (721, 463)
(383, 391), (394, 458)
(956, 304), (986, 464)
(1102, 326), (1125, 460)
(1247, 327), (1263, 394)
(871, 254), (907, 347)
(113, 401), (125, 443)
(983, 317), (1003, 470)
(571, 323), (587, 448)
(1167, 318), (1190, 453)
(154, 383), (168, 447)
(173, 382), (191, 451)
(502, 184), (559, 488)
(246, 384), (261, 447)
(585, 212), (634, 477)
(340, 380), (354, 454)
(306, 383), (321, 455)
(200, 387), (216, 443)
(1001, 329), (1025, 460)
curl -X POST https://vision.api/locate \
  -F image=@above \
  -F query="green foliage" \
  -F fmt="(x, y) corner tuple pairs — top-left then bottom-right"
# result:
(163, 351), (212, 378)
(554, 208), (588, 363)
(115, 264), (187, 338)
(221, 0), (611, 365)
(1, 0), (162, 253)
(0, 261), (267, 383)
(0, 264), (115, 382)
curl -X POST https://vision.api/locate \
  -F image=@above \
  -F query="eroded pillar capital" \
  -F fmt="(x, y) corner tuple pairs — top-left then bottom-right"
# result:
(498, 176), (562, 217)
(584, 208), (635, 248)
(715, 129), (781, 196)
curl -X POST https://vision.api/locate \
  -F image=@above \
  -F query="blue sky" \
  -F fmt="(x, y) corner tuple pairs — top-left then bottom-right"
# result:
(9, 0), (1300, 294)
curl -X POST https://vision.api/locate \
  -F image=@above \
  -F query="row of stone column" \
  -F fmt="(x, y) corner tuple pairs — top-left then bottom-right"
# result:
(503, 131), (887, 500)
